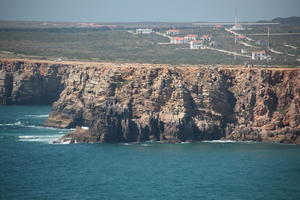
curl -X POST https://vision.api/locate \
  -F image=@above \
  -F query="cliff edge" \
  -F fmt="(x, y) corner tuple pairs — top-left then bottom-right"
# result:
(1, 59), (299, 144)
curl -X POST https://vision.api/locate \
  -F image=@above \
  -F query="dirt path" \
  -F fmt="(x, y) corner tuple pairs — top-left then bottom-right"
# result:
(206, 47), (251, 58)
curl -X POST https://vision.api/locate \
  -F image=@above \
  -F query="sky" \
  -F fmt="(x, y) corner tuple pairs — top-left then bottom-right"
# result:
(0, 0), (299, 22)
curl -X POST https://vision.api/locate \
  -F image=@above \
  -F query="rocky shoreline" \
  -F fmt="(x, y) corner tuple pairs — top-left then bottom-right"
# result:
(1, 59), (299, 144)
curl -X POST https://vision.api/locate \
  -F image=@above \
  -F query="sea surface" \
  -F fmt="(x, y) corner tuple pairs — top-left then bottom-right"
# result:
(1, 105), (300, 200)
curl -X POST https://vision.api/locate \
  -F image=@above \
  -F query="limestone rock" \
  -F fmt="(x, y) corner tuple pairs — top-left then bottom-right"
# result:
(1, 59), (299, 144)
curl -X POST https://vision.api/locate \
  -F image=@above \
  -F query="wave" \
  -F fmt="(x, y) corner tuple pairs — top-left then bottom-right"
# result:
(24, 114), (49, 118)
(25, 125), (72, 131)
(202, 140), (237, 143)
(202, 140), (260, 144)
(121, 143), (132, 146)
(180, 141), (191, 144)
(0, 121), (73, 132)
(81, 126), (89, 130)
(18, 134), (64, 143)
(140, 143), (152, 147)
(0, 121), (22, 126)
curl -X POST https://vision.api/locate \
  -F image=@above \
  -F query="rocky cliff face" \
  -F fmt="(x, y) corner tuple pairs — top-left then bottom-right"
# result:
(223, 68), (300, 143)
(46, 63), (300, 144)
(1, 59), (299, 144)
(0, 60), (69, 104)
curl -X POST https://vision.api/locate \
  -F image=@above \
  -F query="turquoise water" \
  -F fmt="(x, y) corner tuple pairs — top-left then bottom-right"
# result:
(1, 106), (300, 200)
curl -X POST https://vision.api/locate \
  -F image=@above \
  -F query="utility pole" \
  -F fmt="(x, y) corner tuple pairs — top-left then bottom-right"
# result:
(234, 8), (238, 62)
(234, 34), (237, 62)
(267, 27), (270, 50)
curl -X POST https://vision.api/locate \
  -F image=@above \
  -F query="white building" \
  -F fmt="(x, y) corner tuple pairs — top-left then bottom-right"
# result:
(252, 51), (268, 60)
(231, 24), (245, 31)
(241, 49), (247, 54)
(170, 37), (186, 44)
(136, 28), (153, 34)
(190, 40), (206, 49)
(184, 34), (198, 41)
(166, 29), (180, 35)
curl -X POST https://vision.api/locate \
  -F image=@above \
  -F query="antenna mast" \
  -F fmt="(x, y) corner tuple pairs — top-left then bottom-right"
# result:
(235, 8), (238, 26)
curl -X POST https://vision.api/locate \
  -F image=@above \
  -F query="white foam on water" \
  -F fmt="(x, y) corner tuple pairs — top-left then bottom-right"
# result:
(24, 114), (49, 118)
(202, 140), (237, 143)
(0, 121), (22, 126)
(25, 125), (70, 131)
(180, 141), (191, 144)
(141, 143), (152, 147)
(62, 140), (71, 144)
(81, 126), (89, 130)
(121, 143), (131, 146)
(18, 134), (64, 143)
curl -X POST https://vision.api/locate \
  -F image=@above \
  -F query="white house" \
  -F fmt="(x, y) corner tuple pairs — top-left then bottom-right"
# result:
(231, 24), (245, 31)
(241, 49), (247, 54)
(136, 28), (153, 34)
(166, 29), (180, 35)
(184, 34), (198, 41)
(252, 51), (268, 60)
(190, 40), (206, 49)
(170, 37), (186, 44)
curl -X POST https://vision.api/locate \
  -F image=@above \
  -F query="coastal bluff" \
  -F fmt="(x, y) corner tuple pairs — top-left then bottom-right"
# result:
(0, 59), (299, 144)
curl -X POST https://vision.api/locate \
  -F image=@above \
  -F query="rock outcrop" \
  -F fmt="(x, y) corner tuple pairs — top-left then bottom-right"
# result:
(1, 59), (299, 144)
(0, 60), (69, 104)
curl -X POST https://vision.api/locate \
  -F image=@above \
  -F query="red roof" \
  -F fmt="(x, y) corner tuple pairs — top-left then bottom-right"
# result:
(174, 37), (185, 40)
(202, 35), (210, 38)
(238, 35), (246, 39)
(192, 40), (203, 43)
(253, 51), (266, 54)
(185, 34), (197, 37)
(214, 25), (224, 28)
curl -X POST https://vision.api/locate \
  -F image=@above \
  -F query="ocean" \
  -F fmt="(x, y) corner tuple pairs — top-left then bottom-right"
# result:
(0, 105), (300, 200)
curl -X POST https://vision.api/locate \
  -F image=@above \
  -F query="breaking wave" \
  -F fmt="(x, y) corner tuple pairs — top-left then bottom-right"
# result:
(18, 135), (64, 143)
(0, 121), (22, 126)
(24, 114), (49, 118)
(0, 121), (73, 131)
(202, 140), (237, 143)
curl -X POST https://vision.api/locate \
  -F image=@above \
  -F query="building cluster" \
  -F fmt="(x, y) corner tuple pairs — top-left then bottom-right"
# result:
(251, 51), (270, 61)
(166, 29), (216, 49)
(133, 26), (272, 62)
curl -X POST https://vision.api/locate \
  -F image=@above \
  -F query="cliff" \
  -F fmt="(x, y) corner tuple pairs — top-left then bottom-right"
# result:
(1, 59), (299, 144)
(0, 59), (69, 104)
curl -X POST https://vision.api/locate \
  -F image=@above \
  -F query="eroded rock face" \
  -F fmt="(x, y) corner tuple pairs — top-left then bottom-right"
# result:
(0, 60), (69, 104)
(46, 63), (299, 144)
(222, 68), (300, 143)
(1, 59), (299, 144)
(48, 65), (238, 143)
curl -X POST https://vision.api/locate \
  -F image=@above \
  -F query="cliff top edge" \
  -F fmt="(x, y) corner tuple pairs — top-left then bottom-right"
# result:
(0, 58), (299, 71)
